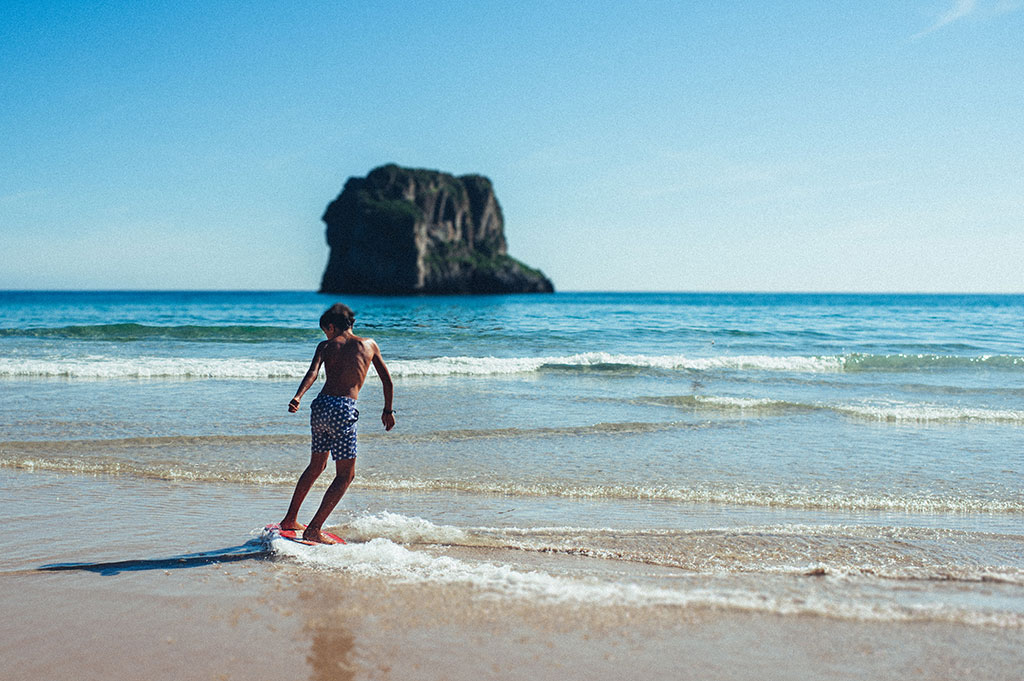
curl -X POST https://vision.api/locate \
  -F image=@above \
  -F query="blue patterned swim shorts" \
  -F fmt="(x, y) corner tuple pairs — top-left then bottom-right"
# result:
(310, 394), (359, 460)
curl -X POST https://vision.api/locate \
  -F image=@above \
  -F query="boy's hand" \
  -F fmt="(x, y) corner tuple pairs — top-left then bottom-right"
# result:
(288, 397), (301, 413)
(382, 410), (396, 431)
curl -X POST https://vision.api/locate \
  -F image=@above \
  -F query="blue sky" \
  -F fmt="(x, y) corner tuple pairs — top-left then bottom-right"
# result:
(2, 1), (1021, 291)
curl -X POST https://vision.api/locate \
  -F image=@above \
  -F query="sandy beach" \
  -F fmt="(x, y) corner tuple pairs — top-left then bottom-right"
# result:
(7, 566), (1024, 681)
(3, 468), (1022, 681)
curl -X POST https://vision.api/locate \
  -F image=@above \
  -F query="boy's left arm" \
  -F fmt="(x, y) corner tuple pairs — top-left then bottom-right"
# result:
(371, 342), (396, 431)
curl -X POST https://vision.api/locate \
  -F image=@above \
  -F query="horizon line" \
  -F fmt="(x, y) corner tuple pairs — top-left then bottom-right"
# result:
(1, 289), (1021, 296)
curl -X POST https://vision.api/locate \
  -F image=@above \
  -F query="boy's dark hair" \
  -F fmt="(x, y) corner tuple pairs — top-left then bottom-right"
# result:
(320, 303), (355, 332)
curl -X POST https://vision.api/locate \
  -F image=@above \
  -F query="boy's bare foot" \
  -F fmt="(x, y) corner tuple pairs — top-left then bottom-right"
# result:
(302, 528), (337, 544)
(279, 520), (307, 531)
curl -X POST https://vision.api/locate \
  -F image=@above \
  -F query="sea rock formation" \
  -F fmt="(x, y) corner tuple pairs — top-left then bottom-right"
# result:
(319, 164), (554, 295)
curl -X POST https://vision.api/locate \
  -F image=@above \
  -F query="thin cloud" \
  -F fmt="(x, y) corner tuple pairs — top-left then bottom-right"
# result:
(913, 0), (977, 39)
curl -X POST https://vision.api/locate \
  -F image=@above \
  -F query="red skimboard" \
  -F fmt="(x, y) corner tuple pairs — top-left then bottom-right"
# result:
(264, 523), (346, 546)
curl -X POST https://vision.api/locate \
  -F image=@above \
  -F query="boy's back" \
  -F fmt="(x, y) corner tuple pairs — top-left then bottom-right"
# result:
(318, 333), (379, 400)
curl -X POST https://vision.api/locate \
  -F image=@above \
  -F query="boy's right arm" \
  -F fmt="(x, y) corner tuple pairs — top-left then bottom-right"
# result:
(289, 341), (326, 412)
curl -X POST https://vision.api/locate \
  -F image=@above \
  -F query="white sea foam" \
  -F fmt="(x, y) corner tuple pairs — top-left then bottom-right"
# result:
(0, 352), (846, 380)
(344, 511), (471, 545)
(390, 352), (845, 376)
(2, 451), (1019, 515)
(260, 526), (1024, 628)
(0, 357), (306, 379)
(7, 351), (1020, 380)
(275, 515), (1024, 587)
(648, 392), (1024, 424)
(7, 352), (1022, 380)
(691, 395), (782, 408)
(837, 401), (1024, 424)
(465, 523), (1024, 587)
(355, 477), (1024, 514)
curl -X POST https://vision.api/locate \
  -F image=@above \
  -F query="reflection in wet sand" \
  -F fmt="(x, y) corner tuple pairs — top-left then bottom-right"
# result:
(299, 589), (356, 681)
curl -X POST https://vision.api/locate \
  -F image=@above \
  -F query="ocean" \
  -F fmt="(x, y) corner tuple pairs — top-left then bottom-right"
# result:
(2, 290), (1022, 635)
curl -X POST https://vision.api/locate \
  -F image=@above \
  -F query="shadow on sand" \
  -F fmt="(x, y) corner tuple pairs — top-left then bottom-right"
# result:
(37, 539), (271, 576)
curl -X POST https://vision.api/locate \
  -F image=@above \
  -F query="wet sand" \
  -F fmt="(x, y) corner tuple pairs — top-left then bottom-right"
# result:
(4, 562), (1024, 681)
(2, 470), (1022, 680)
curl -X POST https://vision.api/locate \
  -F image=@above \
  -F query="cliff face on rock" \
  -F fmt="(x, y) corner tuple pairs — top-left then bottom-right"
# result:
(319, 164), (554, 295)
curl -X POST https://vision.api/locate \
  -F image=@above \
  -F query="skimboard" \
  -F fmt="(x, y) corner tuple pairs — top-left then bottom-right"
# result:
(264, 523), (346, 546)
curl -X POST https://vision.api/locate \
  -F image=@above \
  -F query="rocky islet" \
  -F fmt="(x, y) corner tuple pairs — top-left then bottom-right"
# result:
(319, 164), (554, 294)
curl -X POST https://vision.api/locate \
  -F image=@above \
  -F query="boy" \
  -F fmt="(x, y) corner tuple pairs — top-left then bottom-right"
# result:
(280, 303), (395, 544)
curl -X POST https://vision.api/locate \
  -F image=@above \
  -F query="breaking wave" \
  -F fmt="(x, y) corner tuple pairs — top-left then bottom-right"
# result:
(336, 512), (1024, 586)
(259, 513), (1024, 628)
(4, 454), (1021, 514)
(3, 351), (1021, 380)
(643, 395), (1024, 424)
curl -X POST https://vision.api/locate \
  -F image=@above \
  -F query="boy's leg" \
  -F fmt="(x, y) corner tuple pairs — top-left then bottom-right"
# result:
(303, 458), (356, 544)
(281, 451), (330, 530)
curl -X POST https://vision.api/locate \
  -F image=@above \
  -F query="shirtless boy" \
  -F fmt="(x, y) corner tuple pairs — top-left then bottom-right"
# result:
(280, 303), (395, 544)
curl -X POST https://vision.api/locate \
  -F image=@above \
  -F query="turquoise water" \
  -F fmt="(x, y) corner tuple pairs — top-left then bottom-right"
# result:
(1, 291), (1022, 626)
